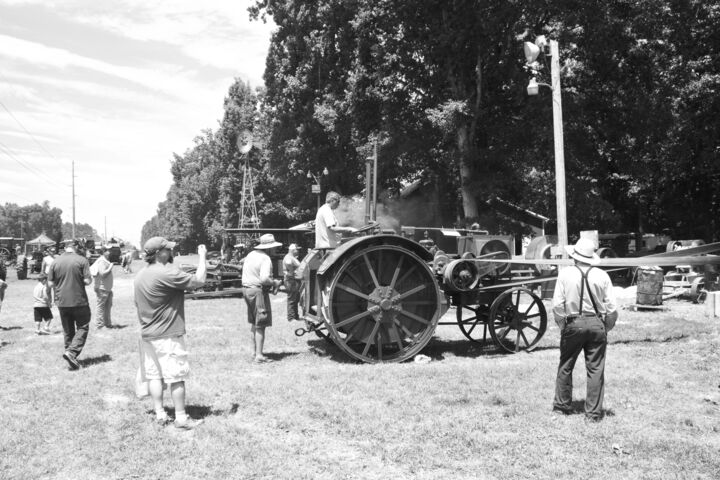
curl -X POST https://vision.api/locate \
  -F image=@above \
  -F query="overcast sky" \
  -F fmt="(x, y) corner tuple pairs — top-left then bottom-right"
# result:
(0, 0), (274, 246)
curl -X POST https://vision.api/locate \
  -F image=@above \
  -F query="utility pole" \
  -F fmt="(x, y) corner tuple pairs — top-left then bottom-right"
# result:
(71, 160), (76, 238)
(550, 39), (568, 254)
(372, 140), (378, 222)
(104, 216), (107, 244)
(524, 37), (568, 256)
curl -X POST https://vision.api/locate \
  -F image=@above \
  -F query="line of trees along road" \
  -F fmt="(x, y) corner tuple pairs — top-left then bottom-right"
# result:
(0, 202), (99, 244)
(142, 0), (720, 251)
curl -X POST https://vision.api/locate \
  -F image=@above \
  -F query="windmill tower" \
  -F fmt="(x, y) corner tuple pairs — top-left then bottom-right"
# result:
(237, 130), (260, 229)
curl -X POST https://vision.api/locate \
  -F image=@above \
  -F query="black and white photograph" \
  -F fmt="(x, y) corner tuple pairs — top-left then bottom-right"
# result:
(1, 1), (719, 478)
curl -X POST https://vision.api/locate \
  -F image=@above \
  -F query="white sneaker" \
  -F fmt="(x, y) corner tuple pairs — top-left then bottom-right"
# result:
(174, 418), (204, 430)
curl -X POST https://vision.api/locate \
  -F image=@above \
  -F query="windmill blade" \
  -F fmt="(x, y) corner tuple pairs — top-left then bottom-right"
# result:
(237, 129), (253, 154)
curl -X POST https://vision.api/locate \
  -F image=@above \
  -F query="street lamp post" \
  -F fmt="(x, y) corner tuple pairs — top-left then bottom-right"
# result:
(524, 36), (568, 257)
(305, 167), (329, 209)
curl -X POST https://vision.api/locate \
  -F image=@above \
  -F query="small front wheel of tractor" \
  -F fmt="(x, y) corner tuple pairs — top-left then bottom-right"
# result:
(488, 288), (547, 353)
(456, 302), (489, 344)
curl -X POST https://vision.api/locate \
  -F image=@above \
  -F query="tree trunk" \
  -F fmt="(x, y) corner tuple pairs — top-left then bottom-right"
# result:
(456, 123), (479, 219)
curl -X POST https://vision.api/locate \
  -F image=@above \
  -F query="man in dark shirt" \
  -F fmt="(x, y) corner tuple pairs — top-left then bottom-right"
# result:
(48, 239), (92, 371)
(134, 237), (206, 429)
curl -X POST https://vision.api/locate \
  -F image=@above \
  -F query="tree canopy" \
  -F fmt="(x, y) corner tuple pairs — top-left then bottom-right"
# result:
(0, 201), (63, 242)
(143, 0), (720, 247)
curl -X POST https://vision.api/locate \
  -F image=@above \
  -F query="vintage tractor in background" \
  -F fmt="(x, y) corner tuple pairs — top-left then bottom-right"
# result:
(0, 237), (24, 267)
(296, 226), (549, 363)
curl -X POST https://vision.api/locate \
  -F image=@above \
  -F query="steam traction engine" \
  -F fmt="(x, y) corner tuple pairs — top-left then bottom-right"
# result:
(297, 229), (548, 363)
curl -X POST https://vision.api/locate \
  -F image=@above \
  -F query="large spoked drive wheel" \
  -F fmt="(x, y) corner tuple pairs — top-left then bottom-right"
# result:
(488, 288), (547, 353)
(324, 245), (442, 363)
(456, 303), (490, 344)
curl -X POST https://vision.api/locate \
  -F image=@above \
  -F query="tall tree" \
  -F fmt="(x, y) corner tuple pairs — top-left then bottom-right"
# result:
(0, 201), (63, 241)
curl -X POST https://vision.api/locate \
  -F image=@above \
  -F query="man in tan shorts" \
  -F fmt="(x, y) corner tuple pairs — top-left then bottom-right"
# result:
(242, 233), (282, 363)
(133, 237), (207, 429)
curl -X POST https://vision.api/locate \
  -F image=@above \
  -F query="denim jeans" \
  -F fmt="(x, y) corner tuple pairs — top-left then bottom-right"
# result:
(95, 289), (113, 327)
(285, 278), (300, 321)
(553, 315), (607, 419)
(59, 305), (91, 358)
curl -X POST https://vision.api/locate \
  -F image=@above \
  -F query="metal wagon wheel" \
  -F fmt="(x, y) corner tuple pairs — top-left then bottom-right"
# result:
(456, 303), (490, 344)
(324, 244), (442, 363)
(488, 287), (547, 353)
(690, 278), (706, 303)
(0, 247), (11, 265)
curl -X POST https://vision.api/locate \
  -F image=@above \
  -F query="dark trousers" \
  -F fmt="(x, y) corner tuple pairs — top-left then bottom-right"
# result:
(285, 278), (300, 321)
(59, 305), (91, 358)
(553, 315), (607, 419)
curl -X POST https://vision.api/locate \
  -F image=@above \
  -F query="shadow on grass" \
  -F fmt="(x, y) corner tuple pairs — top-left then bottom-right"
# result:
(305, 338), (360, 364)
(422, 338), (535, 360)
(106, 324), (129, 330)
(560, 400), (616, 419)
(304, 336), (544, 363)
(610, 333), (688, 345)
(264, 351), (301, 362)
(79, 354), (112, 367)
(157, 403), (241, 420)
(425, 332), (695, 360)
(0, 341), (10, 348)
(0, 325), (22, 330)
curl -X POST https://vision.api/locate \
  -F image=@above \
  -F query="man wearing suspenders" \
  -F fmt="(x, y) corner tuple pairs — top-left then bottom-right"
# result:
(552, 238), (618, 421)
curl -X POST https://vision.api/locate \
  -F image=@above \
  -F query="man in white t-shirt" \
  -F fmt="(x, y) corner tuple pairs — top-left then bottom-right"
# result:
(41, 246), (56, 274)
(314, 191), (357, 249)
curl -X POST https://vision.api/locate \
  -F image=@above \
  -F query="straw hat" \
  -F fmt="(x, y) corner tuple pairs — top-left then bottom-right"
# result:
(564, 238), (600, 265)
(255, 233), (282, 250)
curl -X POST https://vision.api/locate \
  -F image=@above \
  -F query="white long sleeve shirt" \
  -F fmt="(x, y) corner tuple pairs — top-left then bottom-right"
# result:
(552, 265), (618, 326)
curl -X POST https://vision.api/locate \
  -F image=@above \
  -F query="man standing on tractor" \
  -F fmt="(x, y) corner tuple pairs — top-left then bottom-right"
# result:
(314, 191), (357, 249)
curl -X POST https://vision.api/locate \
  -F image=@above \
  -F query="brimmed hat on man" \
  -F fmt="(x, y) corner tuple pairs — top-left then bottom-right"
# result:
(288, 243), (298, 251)
(143, 237), (177, 256)
(565, 238), (600, 265)
(255, 234), (282, 250)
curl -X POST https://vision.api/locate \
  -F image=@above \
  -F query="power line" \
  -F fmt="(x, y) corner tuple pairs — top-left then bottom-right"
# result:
(0, 99), (60, 162)
(0, 96), (70, 189)
(0, 141), (66, 188)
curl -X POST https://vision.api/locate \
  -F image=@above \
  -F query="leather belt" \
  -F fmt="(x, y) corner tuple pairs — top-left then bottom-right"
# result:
(566, 313), (599, 321)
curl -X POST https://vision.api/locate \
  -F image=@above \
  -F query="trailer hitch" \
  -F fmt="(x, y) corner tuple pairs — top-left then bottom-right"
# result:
(294, 320), (325, 337)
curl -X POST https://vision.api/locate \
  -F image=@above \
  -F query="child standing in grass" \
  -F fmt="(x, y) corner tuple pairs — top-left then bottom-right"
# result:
(33, 273), (53, 335)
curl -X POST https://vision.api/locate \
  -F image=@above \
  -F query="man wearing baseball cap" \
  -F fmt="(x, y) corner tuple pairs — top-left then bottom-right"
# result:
(134, 236), (207, 429)
(48, 239), (92, 371)
(242, 233), (282, 363)
(551, 237), (618, 422)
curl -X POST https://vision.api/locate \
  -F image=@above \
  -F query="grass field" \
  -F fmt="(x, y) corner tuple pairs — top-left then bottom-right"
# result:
(1, 258), (719, 480)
